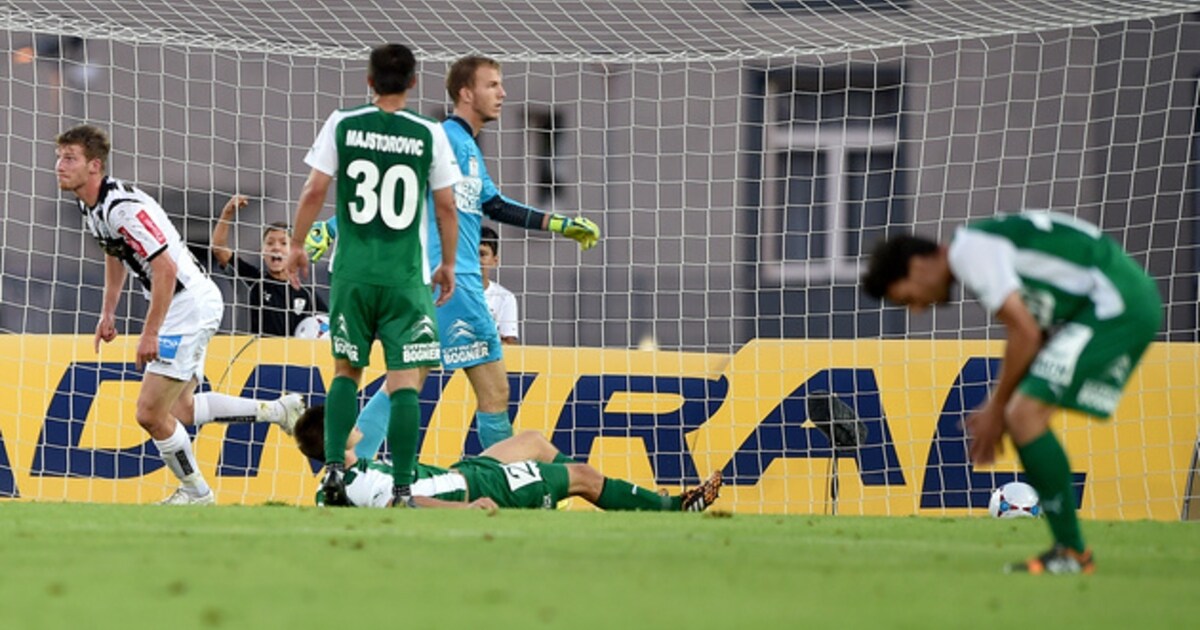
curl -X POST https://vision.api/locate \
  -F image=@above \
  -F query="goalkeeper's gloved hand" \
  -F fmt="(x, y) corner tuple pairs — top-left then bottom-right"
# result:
(548, 214), (600, 251)
(305, 221), (333, 262)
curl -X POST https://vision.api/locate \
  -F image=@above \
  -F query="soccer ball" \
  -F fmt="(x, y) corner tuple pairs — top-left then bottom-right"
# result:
(988, 481), (1041, 518)
(293, 313), (330, 339)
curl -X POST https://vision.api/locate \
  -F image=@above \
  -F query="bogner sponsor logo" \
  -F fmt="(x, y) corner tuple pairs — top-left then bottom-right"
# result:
(333, 336), (360, 363)
(403, 342), (441, 363)
(1077, 380), (1121, 414)
(443, 341), (489, 364)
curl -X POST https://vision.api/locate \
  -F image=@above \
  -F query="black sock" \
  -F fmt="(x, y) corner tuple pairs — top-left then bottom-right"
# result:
(393, 484), (413, 507)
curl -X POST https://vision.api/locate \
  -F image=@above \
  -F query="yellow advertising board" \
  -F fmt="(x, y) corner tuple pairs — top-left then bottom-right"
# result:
(0, 336), (1196, 520)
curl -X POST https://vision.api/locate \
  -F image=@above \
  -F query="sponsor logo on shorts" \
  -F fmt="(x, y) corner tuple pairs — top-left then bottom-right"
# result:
(410, 315), (436, 342)
(1030, 356), (1072, 387)
(333, 336), (360, 363)
(443, 341), (490, 365)
(448, 319), (476, 343)
(1105, 355), (1132, 383)
(158, 334), (182, 361)
(336, 314), (350, 337)
(403, 342), (441, 364)
(1076, 380), (1121, 414)
(1030, 323), (1092, 386)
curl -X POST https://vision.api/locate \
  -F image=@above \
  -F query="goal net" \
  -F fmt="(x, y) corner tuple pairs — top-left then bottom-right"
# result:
(1, 1), (1197, 517)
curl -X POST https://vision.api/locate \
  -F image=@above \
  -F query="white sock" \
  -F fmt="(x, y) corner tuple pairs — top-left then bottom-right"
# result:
(193, 393), (267, 427)
(153, 420), (211, 497)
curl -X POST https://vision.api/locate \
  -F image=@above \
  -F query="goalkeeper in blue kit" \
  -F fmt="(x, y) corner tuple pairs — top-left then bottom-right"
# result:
(306, 55), (600, 460)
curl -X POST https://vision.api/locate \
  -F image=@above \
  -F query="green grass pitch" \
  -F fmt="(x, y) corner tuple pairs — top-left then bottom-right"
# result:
(0, 503), (1196, 629)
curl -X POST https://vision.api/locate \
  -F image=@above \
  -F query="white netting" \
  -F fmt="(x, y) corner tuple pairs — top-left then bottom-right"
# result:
(0, 1), (1197, 517)
(5, 1), (1198, 61)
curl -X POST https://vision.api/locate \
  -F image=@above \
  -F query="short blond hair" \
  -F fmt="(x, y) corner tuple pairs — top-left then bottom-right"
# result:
(446, 55), (500, 105)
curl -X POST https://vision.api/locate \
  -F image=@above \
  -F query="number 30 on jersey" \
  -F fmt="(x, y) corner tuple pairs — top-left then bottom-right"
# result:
(346, 159), (419, 229)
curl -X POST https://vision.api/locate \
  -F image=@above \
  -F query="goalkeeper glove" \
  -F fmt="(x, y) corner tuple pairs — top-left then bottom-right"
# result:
(305, 221), (333, 262)
(548, 214), (600, 251)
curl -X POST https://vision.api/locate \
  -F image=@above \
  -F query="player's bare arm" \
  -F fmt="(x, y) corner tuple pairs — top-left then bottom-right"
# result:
(288, 168), (332, 287)
(966, 292), (1044, 465)
(410, 495), (498, 513)
(136, 252), (179, 371)
(94, 254), (126, 352)
(210, 194), (248, 267)
(430, 184), (458, 306)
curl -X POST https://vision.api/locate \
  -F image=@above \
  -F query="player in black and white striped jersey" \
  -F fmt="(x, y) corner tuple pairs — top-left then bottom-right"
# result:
(55, 124), (305, 505)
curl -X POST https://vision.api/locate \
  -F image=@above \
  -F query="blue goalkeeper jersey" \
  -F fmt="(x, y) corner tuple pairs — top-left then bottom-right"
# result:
(426, 116), (540, 278)
(426, 116), (487, 277)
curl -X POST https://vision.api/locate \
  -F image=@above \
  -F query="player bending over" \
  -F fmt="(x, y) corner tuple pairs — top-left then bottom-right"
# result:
(292, 405), (721, 512)
(863, 211), (1161, 575)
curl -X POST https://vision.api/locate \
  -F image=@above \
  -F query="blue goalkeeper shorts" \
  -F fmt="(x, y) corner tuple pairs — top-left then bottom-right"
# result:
(437, 273), (504, 371)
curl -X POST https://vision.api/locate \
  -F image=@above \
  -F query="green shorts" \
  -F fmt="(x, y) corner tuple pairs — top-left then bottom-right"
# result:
(451, 457), (570, 509)
(1020, 282), (1162, 419)
(328, 279), (440, 370)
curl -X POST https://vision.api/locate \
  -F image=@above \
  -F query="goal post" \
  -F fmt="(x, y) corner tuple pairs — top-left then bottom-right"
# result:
(1, 1), (1197, 517)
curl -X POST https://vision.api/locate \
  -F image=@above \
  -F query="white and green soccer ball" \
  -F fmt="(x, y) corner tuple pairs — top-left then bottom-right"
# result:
(988, 481), (1041, 518)
(294, 313), (330, 339)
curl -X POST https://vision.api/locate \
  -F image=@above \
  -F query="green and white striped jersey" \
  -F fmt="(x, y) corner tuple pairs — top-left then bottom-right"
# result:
(316, 459), (468, 508)
(948, 212), (1150, 328)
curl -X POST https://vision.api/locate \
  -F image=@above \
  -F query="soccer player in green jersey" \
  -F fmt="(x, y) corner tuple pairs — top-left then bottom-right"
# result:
(287, 43), (461, 508)
(863, 211), (1162, 575)
(304, 55), (600, 457)
(292, 405), (723, 513)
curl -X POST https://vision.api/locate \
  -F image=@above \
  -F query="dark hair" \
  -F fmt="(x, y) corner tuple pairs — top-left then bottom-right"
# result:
(56, 124), (111, 169)
(369, 43), (417, 96)
(480, 225), (499, 257)
(862, 235), (940, 300)
(262, 221), (290, 241)
(293, 404), (326, 462)
(446, 55), (500, 104)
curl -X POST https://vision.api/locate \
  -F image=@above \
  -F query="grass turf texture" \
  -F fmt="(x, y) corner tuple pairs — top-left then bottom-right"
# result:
(0, 503), (1196, 629)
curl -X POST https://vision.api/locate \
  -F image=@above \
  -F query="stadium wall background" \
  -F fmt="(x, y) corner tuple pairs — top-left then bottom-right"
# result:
(2, 13), (1199, 350)
(1, 336), (1196, 520)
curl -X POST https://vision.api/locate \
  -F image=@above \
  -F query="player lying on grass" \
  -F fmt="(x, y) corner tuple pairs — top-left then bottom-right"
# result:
(292, 404), (722, 512)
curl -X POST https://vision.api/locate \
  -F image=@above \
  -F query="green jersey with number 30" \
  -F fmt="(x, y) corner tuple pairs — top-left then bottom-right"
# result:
(305, 104), (461, 287)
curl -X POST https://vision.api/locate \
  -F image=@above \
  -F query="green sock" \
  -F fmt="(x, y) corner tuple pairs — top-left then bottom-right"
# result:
(1017, 431), (1085, 552)
(595, 478), (674, 511)
(387, 389), (421, 487)
(323, 376), (359, 464)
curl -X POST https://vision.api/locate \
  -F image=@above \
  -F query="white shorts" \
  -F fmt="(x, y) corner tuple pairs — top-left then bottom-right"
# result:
(145, 279), (223, 383)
